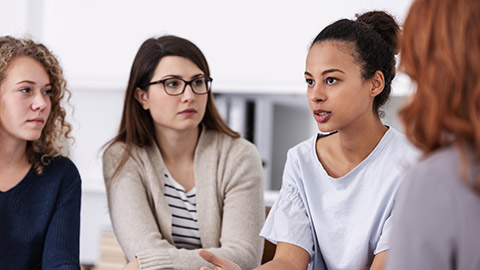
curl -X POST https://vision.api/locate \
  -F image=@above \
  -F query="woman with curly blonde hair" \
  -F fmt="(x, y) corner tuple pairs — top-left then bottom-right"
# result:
(387, 0), (480, 269)
(0, 36), (81, 269)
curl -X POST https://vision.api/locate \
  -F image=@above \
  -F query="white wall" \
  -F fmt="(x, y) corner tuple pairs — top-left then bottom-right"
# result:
(1, 0), (414, 265)
(38, 0), (414, 94)
(0, 0), (28, 36)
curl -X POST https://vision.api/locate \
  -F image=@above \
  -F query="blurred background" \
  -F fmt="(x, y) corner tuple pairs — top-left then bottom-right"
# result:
(1, 0), (414, 267)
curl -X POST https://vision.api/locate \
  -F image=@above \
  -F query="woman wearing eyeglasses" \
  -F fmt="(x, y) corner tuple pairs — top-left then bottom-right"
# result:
(102, 35), (265, 270)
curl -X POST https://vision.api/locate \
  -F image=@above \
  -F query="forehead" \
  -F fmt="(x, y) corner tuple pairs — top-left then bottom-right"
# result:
(5, 56), (47, 76)
(1, 56), (49, 85)
(306, 41), (360, 73)
(153, 55), (203, 76)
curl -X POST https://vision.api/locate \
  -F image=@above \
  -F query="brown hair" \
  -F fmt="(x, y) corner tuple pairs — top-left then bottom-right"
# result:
(400, 0), (480, 190)
(0, 36), (72, 175)
(106, 35), (238, 179)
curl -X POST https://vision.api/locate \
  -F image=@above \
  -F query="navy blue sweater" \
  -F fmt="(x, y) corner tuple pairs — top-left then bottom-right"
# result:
(0, 157), (81, 270)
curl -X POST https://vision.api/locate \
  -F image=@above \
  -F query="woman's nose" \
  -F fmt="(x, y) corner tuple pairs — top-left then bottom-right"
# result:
(31, 91), (49, 111)
(309, 85), (326, 103)
(181, 84), (196, 102)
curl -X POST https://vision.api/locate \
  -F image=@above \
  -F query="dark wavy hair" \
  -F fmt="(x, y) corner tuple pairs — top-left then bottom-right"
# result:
(310, 11), (400, 116)
(0, 36), (72, 175)
(106, 35), (239, 179)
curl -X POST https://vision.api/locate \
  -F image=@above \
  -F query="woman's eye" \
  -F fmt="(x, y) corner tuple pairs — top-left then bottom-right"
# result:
(193, 79), (205, 86)
(306, 79), (315, 86)
(20, 87), (31, 93)
(165, 80), (179, 88)
(43, 89), (53, 95)
(326, 77), (337, 85)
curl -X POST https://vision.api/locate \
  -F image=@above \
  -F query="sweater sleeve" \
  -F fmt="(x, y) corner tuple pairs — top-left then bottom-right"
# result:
(153, 140), (265, 270)
(42, 158), (82, 270)
(202, 141), (265, 269)
(103, 144), (176, 269)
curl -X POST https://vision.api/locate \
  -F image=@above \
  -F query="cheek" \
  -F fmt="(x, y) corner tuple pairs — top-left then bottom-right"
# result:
(201, 96), (208, 108)
(197, 96), (208, 113)
(340, 92), (372, 118)
(0, 104), (18, 130)
(1, 100), (20, 118)
(45, 99), (53, 117)
(149, 107), (168, 123)
(148, 99), (174, 124)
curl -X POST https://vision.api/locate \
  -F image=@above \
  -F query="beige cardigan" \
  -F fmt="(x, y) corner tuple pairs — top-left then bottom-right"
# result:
(103, 128), (265, 270)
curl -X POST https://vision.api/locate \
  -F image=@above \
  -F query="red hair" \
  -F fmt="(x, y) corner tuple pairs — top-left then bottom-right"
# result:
(400, 0), (480, 190)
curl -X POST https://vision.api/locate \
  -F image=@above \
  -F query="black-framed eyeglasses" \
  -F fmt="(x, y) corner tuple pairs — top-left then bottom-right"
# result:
(143, 76), (213, 96)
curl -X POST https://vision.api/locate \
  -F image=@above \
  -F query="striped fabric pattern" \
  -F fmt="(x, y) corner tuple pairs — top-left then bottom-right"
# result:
(164, 170), (202, 249)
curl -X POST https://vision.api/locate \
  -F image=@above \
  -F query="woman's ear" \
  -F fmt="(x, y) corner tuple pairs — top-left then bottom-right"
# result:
(134, 87), (149, 110)
(370, 70), (385, 97)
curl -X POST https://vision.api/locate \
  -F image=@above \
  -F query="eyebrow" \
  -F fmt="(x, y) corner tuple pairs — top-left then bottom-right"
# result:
(161, 74), (205, 80)
(304, 69), (345, 76)
(16, 80), (52, 87)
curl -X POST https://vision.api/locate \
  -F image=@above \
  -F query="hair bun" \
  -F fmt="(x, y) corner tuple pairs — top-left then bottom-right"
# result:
(356, 11), (400, 54)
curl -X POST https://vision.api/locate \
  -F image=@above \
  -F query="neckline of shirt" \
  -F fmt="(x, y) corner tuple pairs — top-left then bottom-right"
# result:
(312, 126), (394, 181)
(164, 169), (197, 196)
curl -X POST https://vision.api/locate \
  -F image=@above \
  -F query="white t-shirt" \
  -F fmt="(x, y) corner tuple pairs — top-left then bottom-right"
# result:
(261, 127), (419, 270)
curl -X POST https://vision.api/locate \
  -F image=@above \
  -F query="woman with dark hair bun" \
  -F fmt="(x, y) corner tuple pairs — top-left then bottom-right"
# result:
(102, 35), (265, 270)
(387, 0), (480, 269)
(199, 11), (418, 270)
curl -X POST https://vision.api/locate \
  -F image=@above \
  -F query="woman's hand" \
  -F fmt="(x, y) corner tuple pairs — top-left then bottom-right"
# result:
(122, 257), (140, 270)
(198, 249), (242, 270)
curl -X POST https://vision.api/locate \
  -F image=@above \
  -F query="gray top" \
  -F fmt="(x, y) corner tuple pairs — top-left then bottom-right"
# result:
(387, 146), (480, 270)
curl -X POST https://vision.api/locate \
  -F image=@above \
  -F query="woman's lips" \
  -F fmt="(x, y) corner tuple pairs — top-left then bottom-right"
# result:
(27, 118), (45, 125)
(313, 110), (331, 123)
(178, 108), (197, 115)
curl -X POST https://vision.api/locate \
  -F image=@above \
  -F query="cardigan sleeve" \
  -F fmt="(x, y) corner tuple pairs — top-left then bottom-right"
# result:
(103, 144), (176, 269)
(42, 158), (82, 270)
(200, 140), (265, 269)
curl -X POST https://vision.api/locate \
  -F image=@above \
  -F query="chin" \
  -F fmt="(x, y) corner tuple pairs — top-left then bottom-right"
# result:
(317, 124), (336, 134)
(177, 123), (201, 132)
(25, 133), (43, 142)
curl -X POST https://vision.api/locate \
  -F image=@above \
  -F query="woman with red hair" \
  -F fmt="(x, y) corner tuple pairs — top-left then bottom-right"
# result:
(387, 0), (480, 269)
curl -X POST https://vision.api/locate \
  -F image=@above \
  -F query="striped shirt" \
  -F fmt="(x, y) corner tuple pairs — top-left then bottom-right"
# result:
(164, 170), (202, 249)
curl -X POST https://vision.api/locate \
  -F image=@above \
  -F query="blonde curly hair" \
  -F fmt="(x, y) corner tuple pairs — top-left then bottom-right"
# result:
(0, 36), (72, 175)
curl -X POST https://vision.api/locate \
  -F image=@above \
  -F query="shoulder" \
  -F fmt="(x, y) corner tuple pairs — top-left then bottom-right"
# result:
(404, 147), (459, 189)
(102, 141), (160, 182)
(102, 142), (127, 172)
(286, 134), (318, 163)
(102, 141), (151, 166)
(44, 156), (80, 177)
(103, 141), (128, 161)
(394, 147), (462, 229)
(379, 128), (420, 167)
(41, 156), (81, 189)
(395, 147), (462, 218)
(278, 134), (320, 185)
(385, 128), (418, 154)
